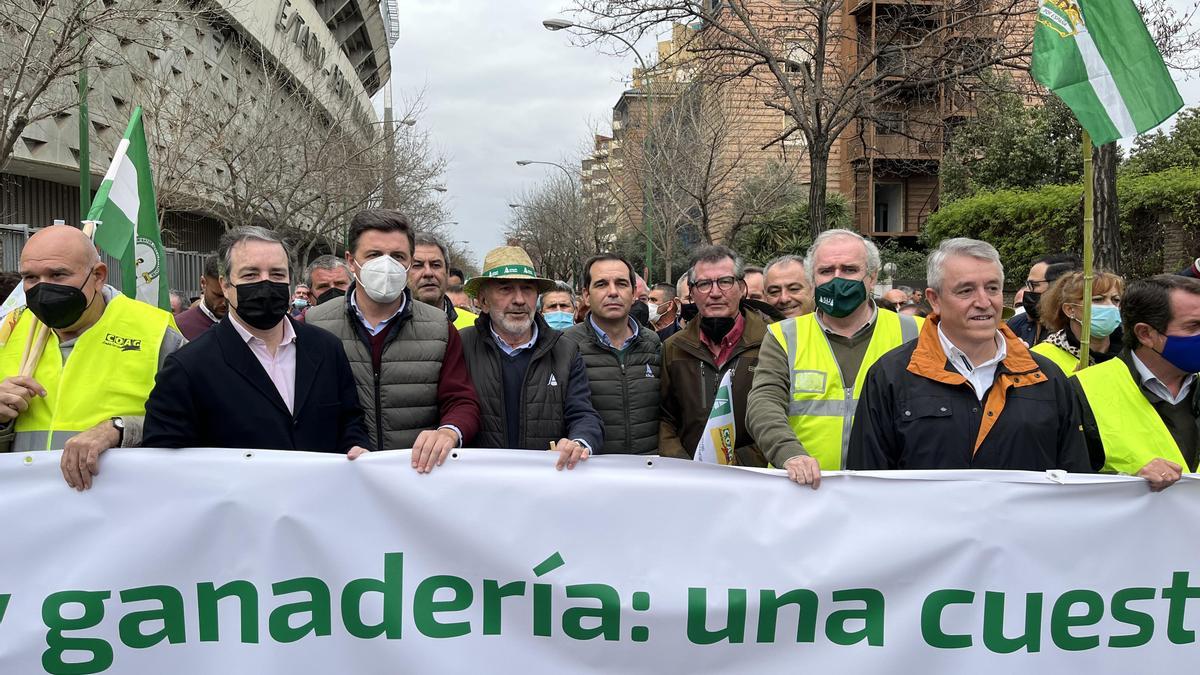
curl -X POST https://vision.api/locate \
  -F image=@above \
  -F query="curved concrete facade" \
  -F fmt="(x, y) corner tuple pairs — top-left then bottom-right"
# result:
(1, 0), (391, 253)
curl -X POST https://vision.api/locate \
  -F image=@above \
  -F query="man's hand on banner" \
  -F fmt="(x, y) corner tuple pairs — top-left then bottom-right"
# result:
(1136, 457), (1183, 492)
(346, 446), (370, 460)
(411, 428), (459, 474)
(784, 454), (822, 489)
(61, 421), (119, 491)
(554, 438), (589, 471)
(0, 375), (44, 422)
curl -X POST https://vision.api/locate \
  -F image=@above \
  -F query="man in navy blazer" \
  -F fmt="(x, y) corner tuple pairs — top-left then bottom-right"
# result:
(144, 226), (370, 455)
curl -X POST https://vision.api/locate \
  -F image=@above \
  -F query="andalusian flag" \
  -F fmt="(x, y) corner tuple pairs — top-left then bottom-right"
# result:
(695, 370), (736, 465)
(1032, 0), (1182, 146)
(88, 107), (169, 310)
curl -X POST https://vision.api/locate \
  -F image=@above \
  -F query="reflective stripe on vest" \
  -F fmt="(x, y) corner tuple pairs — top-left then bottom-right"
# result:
(770, 309), (922, 470)
(12, 430), (78, 453)
(0, 296), (168, 451)
(1074, 357), (1187, 475)
(1031, 341), (1080, 377)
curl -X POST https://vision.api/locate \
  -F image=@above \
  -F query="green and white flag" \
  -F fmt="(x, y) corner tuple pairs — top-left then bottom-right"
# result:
(88, 107), (169, 310)
(1032, 0), (1182, 146)
(694, 370), (736, 465)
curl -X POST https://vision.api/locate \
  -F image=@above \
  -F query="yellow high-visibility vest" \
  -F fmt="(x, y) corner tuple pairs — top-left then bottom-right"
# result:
(452, 308), (477, 332)
(1031, 341), (1080, 376)
(767, 309), (922, 470)
(1074, 357), (1188, 474)
(0, 295), (171, 452)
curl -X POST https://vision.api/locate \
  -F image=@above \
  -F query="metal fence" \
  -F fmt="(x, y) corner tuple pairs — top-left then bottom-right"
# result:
(0, 224), (211, 299)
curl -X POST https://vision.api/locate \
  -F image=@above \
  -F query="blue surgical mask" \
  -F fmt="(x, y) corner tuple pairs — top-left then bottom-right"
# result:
(1159, 332), (1200, 374)
(544, 311), (574, 330)
(1073, 303), (1120, 338)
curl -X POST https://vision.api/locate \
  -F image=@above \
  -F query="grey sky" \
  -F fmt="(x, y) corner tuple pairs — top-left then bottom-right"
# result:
(389, 1), (659, 268)
(388, 1), (1199, 270)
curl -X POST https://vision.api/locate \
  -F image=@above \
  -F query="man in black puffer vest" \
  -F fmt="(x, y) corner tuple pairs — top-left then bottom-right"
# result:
(460, 246), (603, 470)
(563, 253), (661, 454)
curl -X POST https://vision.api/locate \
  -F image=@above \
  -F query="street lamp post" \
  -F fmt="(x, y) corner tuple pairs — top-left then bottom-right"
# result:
(544, 18), (657, 284)
(515, 159), (578, 190)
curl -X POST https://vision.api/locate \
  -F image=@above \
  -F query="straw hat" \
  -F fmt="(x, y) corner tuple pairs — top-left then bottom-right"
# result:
(463, 246), (556, 298)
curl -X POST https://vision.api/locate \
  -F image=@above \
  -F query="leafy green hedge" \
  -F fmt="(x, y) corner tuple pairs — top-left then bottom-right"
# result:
(922, 168), (1200, 284)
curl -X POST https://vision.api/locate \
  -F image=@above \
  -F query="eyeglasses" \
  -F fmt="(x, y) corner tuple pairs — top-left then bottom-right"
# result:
(692, 276), (738, 293)
(1025, 279), (1049, 291)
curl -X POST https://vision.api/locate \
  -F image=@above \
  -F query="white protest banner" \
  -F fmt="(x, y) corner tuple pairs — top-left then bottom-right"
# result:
(0, 449), (1197, 674)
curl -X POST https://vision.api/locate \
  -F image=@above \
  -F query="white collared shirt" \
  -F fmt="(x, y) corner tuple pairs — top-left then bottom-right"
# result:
(198, 297), (220, 324)
(1131, 351), (1196, 406)
(938, 325), (1007, 402)
(348, 287), (406, 336)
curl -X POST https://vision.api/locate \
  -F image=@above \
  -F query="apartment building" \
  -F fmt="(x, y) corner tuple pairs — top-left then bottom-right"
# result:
(585, 0), (1033, 243)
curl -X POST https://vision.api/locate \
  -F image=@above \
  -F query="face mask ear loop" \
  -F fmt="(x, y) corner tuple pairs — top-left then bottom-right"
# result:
(1149, 327), (1168, 357)
(79, 264), (100, 312)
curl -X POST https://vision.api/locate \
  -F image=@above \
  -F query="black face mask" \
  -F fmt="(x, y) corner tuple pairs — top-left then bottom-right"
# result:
(629, 300), (650, 328)
(680, 302), (699, 323)
(1022, 291), (1042, 320)
(230, 280), (290, 330)
(315, 287), (345, 306)
(699, 316), (736, 344)
(26, 271), (96, 329)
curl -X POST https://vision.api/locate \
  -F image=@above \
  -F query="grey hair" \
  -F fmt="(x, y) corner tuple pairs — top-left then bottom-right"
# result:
(803, 229), (881, 286)
(169, 290), (190, 306)
(414, 233), (451, 266)
(926, 238), (1004, 292)
(217, 225), (284, 278)
(687, 245), (744, 284)
(304, 254), (351, 287)
(764, 254), (806, 279)
(537, 280), (576, 310)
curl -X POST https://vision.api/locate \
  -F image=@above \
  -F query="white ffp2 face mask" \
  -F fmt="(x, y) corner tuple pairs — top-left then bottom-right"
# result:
(354, 256), (408, 303)
(647, 302), (662, 323)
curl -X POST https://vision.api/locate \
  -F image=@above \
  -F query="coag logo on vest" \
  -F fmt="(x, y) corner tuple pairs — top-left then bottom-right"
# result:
(103, 333), (143, 352)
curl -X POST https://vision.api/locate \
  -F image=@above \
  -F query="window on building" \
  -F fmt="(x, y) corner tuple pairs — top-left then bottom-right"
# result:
(783, 39), (814, 74)
(781, 113), (805, 147)
(876, 111), (905, 136)
(874, 183), (904, 233)
(877, 45), (906, 76)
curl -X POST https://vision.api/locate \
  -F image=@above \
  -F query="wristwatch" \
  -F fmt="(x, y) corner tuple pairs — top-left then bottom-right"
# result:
(110, 417), (125, 447)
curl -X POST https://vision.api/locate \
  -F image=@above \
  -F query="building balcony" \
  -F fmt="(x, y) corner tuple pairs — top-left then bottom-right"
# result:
(849, 131), (942, 162)
(849, 0), (945, 17)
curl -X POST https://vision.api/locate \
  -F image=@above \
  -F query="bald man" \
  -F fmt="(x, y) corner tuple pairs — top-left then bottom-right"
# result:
(0, 225), (183, 490)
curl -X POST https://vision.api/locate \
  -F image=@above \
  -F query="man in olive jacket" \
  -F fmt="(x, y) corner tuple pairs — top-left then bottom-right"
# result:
(460, 246), (603, 469)
(660, 245), (769, 467)
(563, 253), (661, 455)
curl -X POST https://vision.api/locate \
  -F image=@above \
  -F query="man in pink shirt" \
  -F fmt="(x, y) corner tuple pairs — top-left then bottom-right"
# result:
(144, 226), (370, 455)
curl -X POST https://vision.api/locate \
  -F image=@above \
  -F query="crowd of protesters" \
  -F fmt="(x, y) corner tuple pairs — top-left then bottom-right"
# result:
(2, 211), (1196, 494)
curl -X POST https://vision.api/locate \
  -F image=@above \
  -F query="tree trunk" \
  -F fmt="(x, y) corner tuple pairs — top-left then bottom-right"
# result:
(663, 223), (673, 285)
(1093, 142), (1121, 274)
(808, 144), (830, 240)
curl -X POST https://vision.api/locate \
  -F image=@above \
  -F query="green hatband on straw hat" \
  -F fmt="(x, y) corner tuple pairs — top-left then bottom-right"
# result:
(463, 246), (557, 298)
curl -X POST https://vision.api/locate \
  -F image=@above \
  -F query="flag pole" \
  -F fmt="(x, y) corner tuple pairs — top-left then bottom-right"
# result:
(78, 37), (91, 220)
(1078, 130), (1095, 371)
